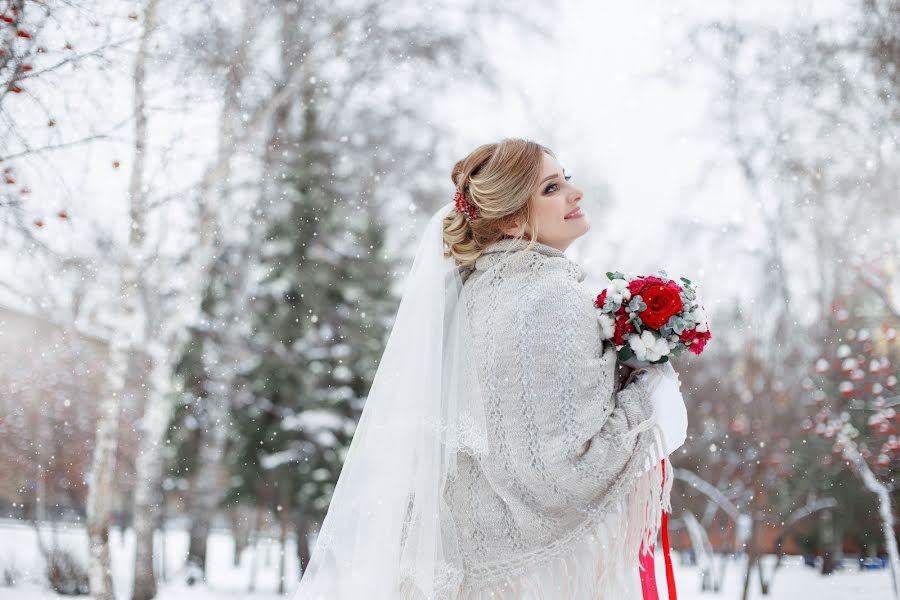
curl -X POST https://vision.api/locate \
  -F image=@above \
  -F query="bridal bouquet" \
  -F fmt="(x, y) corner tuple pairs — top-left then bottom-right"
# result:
(593, 270), (711, 368)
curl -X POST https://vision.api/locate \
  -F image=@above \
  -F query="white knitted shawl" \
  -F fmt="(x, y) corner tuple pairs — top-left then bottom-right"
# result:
(439, 237), (673, 596)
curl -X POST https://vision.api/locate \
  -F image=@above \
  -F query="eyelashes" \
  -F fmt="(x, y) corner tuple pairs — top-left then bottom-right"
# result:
(545, 174), (572, 194)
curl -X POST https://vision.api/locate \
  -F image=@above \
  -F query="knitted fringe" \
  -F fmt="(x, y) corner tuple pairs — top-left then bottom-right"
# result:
(400, 421), (674, 600)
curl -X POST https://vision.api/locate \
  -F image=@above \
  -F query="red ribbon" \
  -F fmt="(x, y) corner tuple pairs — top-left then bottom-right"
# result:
(638, 458), (677, 600)
(638, 539), (659, 599)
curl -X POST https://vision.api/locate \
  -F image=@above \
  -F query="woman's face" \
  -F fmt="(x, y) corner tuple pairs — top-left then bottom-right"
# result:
(505, 152), (588, 252)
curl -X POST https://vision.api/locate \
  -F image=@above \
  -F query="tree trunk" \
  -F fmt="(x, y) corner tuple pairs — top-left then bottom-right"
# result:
(85, 158), (132, 600)
(86, 1), (158, 598)
(159, 500), (167, 583)
(821, 508), (836, 575)
(132, 357), (172, 600)
(229, 505), (251, 567)
(741, 546), (757, 600)
(741, 472), (764, 600)
(840, 433), (900, 598)
(185, 354), (230, 578)
(278, 484), (291, 595)
(295, 512), (311, 577)
(248, 491), (269, 594)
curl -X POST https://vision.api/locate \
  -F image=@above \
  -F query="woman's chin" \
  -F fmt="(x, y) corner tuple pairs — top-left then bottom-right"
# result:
(579, 220), (591, 237)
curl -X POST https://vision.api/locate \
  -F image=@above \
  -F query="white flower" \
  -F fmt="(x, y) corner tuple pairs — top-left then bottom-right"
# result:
(649, 338), (671, 361)
(598, 314), (615, 340)
(628, 329), (671, 362)
(627, 335), (647, 361)
(685, 307), (708, 332)
(694, 308), (709, 331)
(606, 278), (631, 304)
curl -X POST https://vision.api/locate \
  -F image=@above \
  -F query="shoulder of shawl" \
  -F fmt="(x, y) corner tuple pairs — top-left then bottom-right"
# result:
(472, 238), (585, 283)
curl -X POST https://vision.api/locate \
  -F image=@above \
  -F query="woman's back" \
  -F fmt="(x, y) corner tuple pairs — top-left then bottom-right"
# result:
(444, 238), (667, 598)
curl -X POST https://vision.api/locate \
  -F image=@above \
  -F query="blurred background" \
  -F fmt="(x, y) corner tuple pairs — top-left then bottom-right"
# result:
(0, 0), (898, 598)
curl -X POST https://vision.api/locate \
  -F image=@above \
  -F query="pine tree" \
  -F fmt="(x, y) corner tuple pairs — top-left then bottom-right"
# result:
(236, 156), (396, 575)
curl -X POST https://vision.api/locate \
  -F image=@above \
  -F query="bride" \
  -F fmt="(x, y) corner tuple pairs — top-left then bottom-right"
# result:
(292, 138), (687, 599)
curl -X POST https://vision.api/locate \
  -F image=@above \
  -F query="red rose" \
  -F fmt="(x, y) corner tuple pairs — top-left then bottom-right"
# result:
(611, 310), (635, 345)
(628, 275), (682, 297)
(628, 275), (659, 296)
(594, 289), (607, 308)
(679, 327), (712, 355)
(638, 283), (683, 329)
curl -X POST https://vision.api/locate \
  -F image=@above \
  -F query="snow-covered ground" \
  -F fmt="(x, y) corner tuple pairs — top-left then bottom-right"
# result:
(0, 519), (891, 599)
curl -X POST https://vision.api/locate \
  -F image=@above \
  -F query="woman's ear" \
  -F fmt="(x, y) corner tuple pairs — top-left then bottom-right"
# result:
(500, 216), (527, 238)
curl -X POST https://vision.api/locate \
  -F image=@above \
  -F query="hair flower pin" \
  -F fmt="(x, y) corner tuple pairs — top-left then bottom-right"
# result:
(454, 188), (479, 222)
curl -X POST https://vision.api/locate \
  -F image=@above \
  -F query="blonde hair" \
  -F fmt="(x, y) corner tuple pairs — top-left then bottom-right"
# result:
(442, 138), (555, 271)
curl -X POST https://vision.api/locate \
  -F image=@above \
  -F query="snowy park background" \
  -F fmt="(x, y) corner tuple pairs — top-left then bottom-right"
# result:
(1, 0), (898, 599)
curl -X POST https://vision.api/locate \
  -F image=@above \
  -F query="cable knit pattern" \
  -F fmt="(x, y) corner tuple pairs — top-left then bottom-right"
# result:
(443, 237), (667, 594)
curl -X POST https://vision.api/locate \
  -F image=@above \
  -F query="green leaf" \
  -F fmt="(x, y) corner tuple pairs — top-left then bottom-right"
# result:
(606, 271), (615, 280)
(680, 277), (692, 285)
(617, 346), (634, 361)
(652, 355), (670, 364)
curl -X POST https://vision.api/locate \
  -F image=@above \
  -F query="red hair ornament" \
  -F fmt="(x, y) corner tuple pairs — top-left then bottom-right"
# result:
(454, 188), (479, 222)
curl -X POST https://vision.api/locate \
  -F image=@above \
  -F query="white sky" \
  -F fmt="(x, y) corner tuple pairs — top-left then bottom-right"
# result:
(432, 0), (762, 317)
(2, 0), (855, 331)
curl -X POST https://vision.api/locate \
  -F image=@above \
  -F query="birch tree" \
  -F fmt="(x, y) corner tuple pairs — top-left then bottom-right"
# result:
(85, 1), (159, 598)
